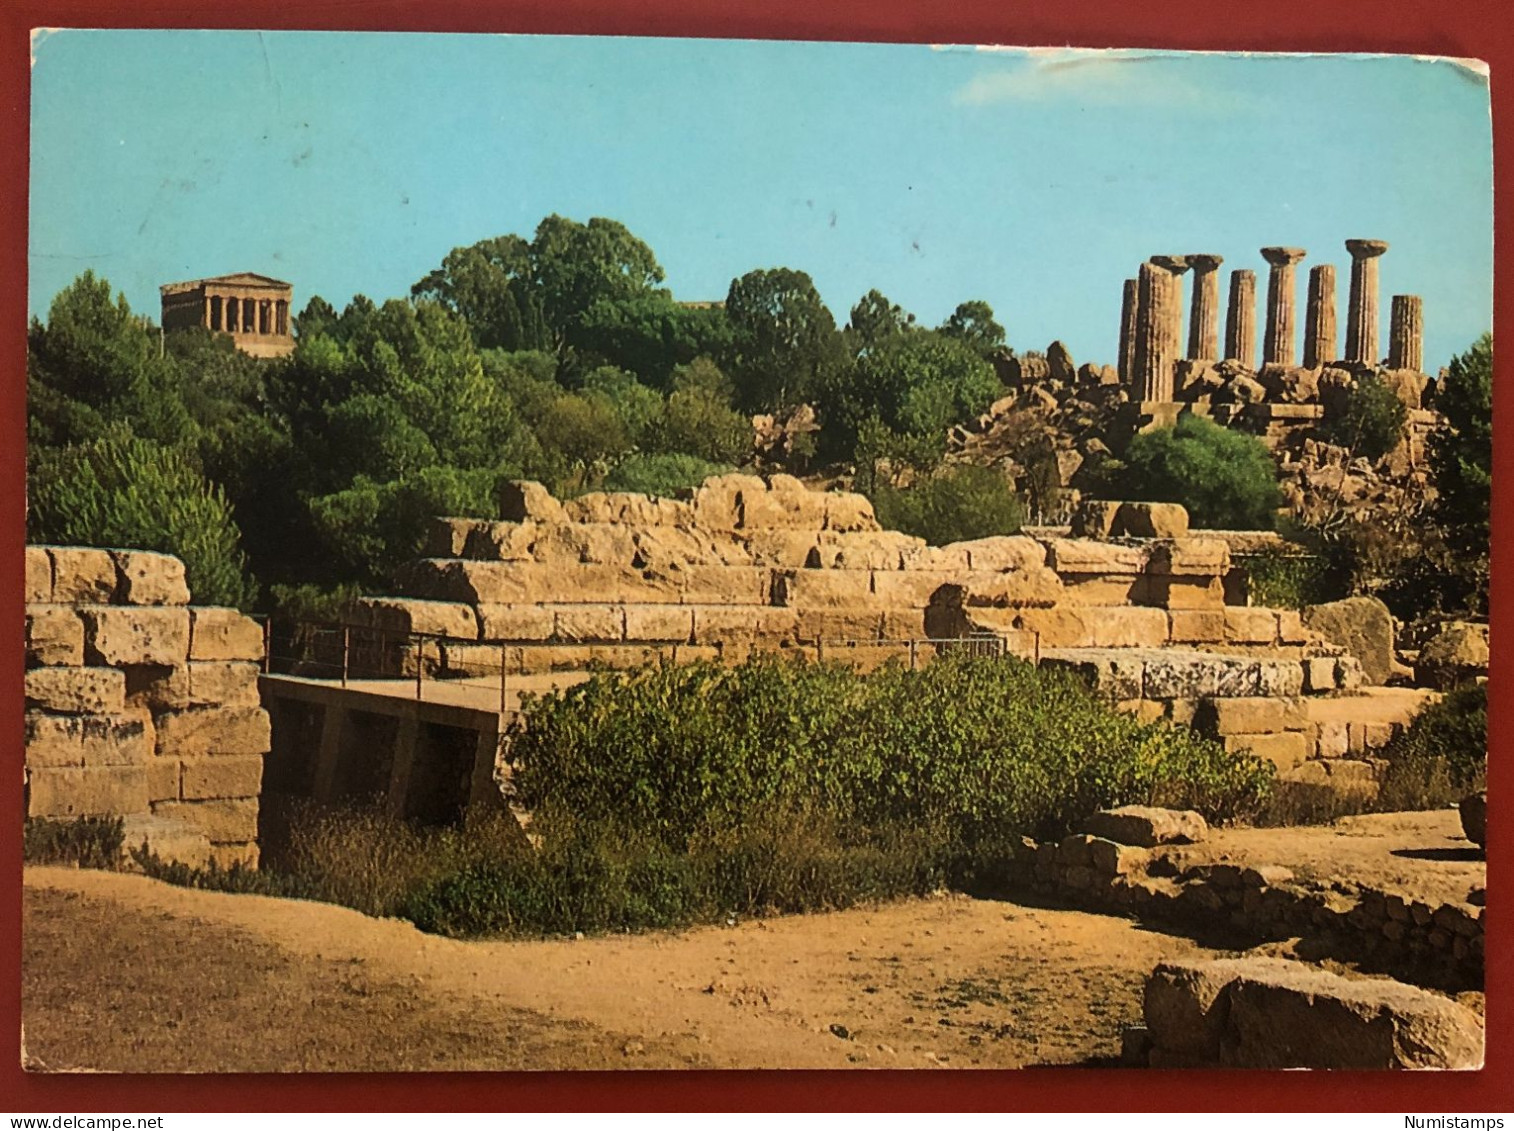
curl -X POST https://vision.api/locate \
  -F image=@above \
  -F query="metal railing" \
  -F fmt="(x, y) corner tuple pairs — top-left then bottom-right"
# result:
(259, 615), (1040, 711)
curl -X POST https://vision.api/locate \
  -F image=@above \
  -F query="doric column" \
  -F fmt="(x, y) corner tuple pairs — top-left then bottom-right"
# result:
(1303, 264), (1337, 369)
(1224, 269), (1256, 367)
(1260, 246), (1306, 367)
(1344, 239), (1389, 364)
(1135, 260), (1182, 403)
(1388, 295), (1423, 371)
(1185, 254), (1223, 360)
(226, 297), (238, 333)
(1118, 278), (1139, 385)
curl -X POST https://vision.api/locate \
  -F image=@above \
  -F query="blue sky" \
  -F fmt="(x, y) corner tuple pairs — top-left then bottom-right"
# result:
(29, 31), (1492, 372)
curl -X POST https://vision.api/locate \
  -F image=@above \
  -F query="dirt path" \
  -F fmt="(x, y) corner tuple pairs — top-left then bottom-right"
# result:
(23, 866), (1235, 1072)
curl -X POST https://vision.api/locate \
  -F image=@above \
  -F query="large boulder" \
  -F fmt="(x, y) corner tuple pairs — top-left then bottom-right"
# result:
(1082, 805), (1207, 848)
(1415, 622), (1489, 690)
(1301, 596), (1395, 686)
(1460, 790), (1486, 850)
(1145, 957), (1484, 1069)
(1046, 340), (1076, 385)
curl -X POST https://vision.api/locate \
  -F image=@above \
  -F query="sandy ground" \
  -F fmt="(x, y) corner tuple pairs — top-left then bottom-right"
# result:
(22, 867), (1234, 1073)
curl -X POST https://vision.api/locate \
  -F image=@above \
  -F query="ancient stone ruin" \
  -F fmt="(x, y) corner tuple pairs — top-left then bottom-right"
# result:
(23, 546), (269, 867)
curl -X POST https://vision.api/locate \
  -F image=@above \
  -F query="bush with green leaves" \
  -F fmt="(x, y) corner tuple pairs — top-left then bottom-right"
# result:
(27, 430), (255, 607)
(1376, 684), (1487, 812)
(1112, 414), (1282, 530)
(1323, 371), (1408, 460)
(870, 464), (1025, 546)
(24, 816), (125, 868)
(602, 453), (733, 497)
(510, 653), (1274, 855)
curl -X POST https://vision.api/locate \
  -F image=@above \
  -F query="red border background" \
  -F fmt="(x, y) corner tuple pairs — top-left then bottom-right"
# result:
(2, 0), (1509, 1113)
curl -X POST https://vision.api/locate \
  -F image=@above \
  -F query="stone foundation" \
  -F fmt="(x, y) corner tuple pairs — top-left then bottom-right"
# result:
(24, 546), (268, 868)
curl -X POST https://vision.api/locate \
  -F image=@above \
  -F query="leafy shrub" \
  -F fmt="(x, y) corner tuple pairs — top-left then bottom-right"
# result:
(510, 653), (1274, 854)
(27, 430), (255, 607)
(602, 452), (733, 497)
(870, 465), (1025, 546)
(1238, 547), (1340, 609)
(1322, 371), (1408, 460)
(1376, 684), (1487, 811)
(24, 816), (125, 868)
(1113, 415), (1282, 530)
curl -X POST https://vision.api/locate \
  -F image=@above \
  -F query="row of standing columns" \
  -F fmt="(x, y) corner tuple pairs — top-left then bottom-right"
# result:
(1119, 241), (1423, 402)
(206, 295), (290, 337)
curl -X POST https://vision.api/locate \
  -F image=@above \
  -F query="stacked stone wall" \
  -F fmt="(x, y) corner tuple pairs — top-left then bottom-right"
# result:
(24, 546), (268, 867)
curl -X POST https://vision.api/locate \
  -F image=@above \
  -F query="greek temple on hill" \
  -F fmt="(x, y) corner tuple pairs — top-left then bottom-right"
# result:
(159, 272), (295, 358)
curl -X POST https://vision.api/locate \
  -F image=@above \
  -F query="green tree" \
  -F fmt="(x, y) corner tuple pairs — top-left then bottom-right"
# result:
(580, 366), (664, 446)
(847, 289), (914, 351)
(574, 292), (732, 387)
(645, 385), (752, 465)
(1431, 334), (1492, 557)
(1114, 414), (1282, 529)
(529, 215), (666, 354)
(1323, 371), (1408, 459)
(723, 267), (843, 412)
(870, 464), (1025, 546)
(940, 300), (1006, 357)
(535, 393), (632, 474)
(28, 430), (255, 607)
(410, 235), (549, 352)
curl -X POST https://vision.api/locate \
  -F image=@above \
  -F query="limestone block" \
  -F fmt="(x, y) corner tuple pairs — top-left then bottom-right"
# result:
(1144, 958), (1248, 1059)
(153, 798), (260, 844)
(553, 605), (625, 643)
(1117, 698), (1166, 724)
(1303, 656), (1339, 694)
(798, 608), (885, 643)
(818, 531), (923, 571)
(25, 605), (84, 666)
(1224, 731), (1309, 770)
(773, 569), (878, 609)
(1195, 696), (1307, 736)
(739, 484), (828, 530)
(1014, 607), (1167, 649)
(1166, 699), (1199, 726)
(1084, 806), (1208, 847)
(425, 516), (490, 558)
(401, 559), (668, 606)
(498, 480), (565, 524)
(1113, 502), (1190, 540)
(1140, 652), (1256, 700)
(27, 765), (149, 819)
(1168, 609), (1226, 644)
(534, 522), (639, 566)
(564, 492), (693, 526)
(1224, 608), (1280, 645)
(1068, 499), (1121, 540)
(882, 609), (928, 639)
(1045, 539), (1147, 576)
(463, 520), (538, 562)
(691, 606), (800, 646)
(180, 755), (265, 801)
(80, 607), (190, 667)
(210, 843), (261, 869)
(1146, 538), (1229, 577)
(1313, 720), (1350, 758)
(637, 525), (751, 569)
(869, 570), (960, 608)
(25, 547), (51, 603)
(25, 711), (152, 768)
(476, 604), (556, 642)
(188, 607), (263, 662)
(24, 667), (127, 715)
(122, 665), (192, 712)
(948, 536), (1049, 572)
(1301, 596), (1395, 686)
(110, 550), (191, 606)
(678, 565), (773, 606)
(147, 757), (181, 803)
(957, 568), (1064, 609)
(439, 642), (510, 677)
(740, 530), (823, 569)
(47, 547), (117, 604)
(1139, 576), (1227, 610)
(1039, 650), (1145, 701)
(1058, 575), (1144, 606)
(354, 597), (478, 641)
(901, 545), (973, 572)
(1254, 661), (1305, 698)
(690, 474), (767, 531)
(154, 706), (271, 758)
(186, 662), (263, 709)
(1276, 610), (1309, 645)
(119, 814), (211, 868)
(1335, 656), (1365, 692)
(1219, 960), (1484, 1069)
(623, 604), (696, 642)
(822, 492), (880, 533)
